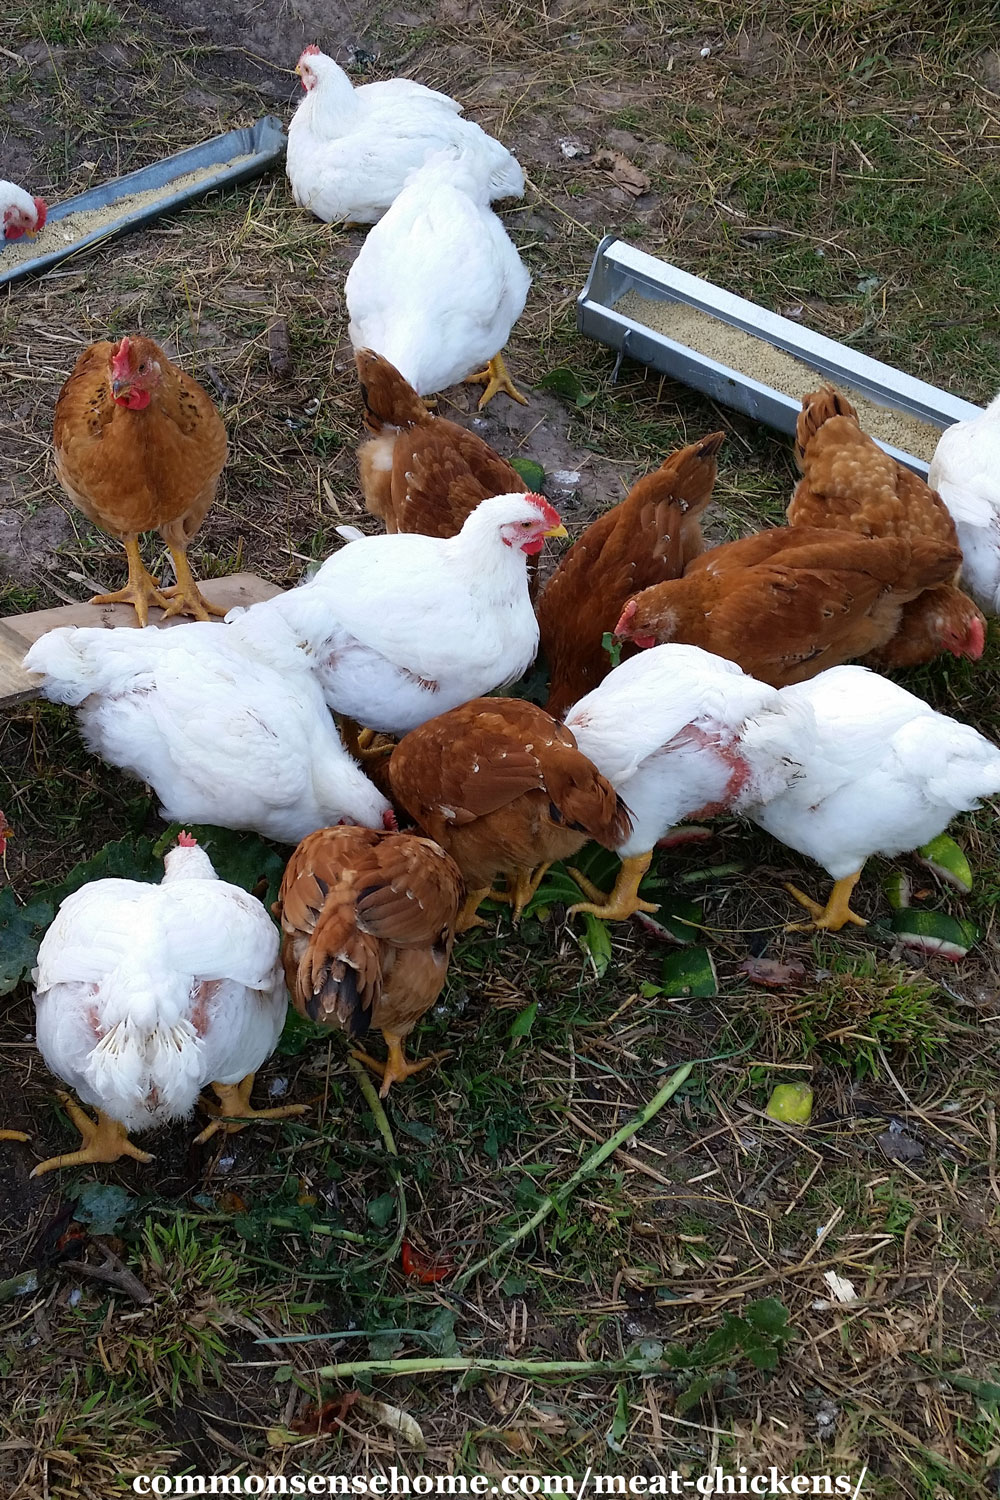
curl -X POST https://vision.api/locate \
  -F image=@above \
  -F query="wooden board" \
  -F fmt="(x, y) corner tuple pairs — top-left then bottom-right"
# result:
(0, 573), (284, 709)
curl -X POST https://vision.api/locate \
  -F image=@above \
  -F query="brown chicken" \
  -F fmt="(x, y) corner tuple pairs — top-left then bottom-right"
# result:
(788, 386), (985, 666)
(615, 526), (961, 687)
(277, 826), (463, 1096)
(53, 334), (228, 623)
(537, 432), (724, 717)
(389, 698), (632, 931)
(355, 349), (522, 536)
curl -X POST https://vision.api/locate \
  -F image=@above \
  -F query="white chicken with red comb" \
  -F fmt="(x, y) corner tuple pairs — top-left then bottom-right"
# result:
(240, 491), (567, 735)
(0, 180), (47, 241)
(27, 833), (306, 1176)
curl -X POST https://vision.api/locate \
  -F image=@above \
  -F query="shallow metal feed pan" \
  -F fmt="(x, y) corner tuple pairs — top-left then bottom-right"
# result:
(577, 235), (982, 478)
(0, 116), (287, 289)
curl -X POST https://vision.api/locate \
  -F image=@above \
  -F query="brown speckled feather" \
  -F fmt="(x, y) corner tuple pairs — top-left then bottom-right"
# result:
(537, 433), (723, 716)
(631, 527), (960, 687)
(355, 349), (520, 537)
(787, 386), (984, 661)
(53, 335), (227, 546)
(389, 698), (632, 888)
(276, 826), (463, 1042)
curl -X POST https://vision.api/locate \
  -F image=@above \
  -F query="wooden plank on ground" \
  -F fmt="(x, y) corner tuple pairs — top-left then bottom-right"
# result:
(0, 572), (284, 709)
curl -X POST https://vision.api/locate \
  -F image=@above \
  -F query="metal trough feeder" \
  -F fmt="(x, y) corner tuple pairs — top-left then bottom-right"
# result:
(577, 235), (982, 478)
(1, 116), (287, 290)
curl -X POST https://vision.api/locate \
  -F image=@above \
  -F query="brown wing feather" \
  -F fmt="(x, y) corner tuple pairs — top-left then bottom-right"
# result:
(389, 699), (632, 888)
(277, 826), (462, 1042)
(628, 532), (960, 687)
(354, 348), (520, 536)
(539, 433), (724, 715)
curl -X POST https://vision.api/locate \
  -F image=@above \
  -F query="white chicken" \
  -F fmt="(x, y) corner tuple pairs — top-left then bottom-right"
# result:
(345, 148), (531, 407)
(286, 46), (523, 226)
(563, 645), (792, 920)
(29, 833), (306, 1176)
(0, 180), (47, 241)
(928, 391), (1000, 615)
(742, 665), (1000, 930)
(23, 614), (394, 845)
(566, 649), (1000, 933)
(243, 492), (566, 735)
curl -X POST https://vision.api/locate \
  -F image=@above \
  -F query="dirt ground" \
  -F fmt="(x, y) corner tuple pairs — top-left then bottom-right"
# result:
(3, 1), (1000, 1495)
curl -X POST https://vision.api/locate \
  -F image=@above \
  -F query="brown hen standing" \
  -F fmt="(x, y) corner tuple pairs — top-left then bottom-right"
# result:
(355, 349), (523, 536)
(615, 526), (961, 687)
(788, 385), (985, 667)
(389, 698), (632, 931)
(277, 826), (463, 1096)
(537, 432), (724, 717)
(53, 334), (228, 623)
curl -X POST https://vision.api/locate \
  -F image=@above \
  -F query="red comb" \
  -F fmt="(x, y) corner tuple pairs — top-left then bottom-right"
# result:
(614, 599), (638, 637)
(964, 615), (986, 661)
(110, 336), (132, 381)
(527, 493), (562, 529)
(300, 44), (320, 58)
(177, 830), (198, 847)
(382, 807), (398, 831)
(33, 198), (47, 230)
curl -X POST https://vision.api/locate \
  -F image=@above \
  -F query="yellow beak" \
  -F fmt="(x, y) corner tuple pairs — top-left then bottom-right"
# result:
(294, 62), (303, 75)
(544, 523), (569, 539)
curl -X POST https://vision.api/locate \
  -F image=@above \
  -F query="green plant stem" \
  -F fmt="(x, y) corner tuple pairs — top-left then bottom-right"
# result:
(316, 1355), (673, 1381)
(453, 1061), (694, 1291)
(346, 1054), (407, 1266)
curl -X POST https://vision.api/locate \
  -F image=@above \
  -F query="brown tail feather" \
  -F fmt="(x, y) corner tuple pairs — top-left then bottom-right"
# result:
(355, 348), (430, 433)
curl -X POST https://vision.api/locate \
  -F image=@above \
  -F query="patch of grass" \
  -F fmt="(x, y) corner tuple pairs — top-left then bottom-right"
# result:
(28, 0), (122, 43)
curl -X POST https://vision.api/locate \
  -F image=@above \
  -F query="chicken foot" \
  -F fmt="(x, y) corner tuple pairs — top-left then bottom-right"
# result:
(30, 1092), (154, 1177)
(456, 887), (493, 931)
(464, 352), (528, 410)
(785, 871), (867, 932)
(90, 535), (169, 626)
(352, 1033), (452, 1098)
(566, 852), (659, 922)
(193, 1073), (308, 1144)
(159, 546), (227, 622)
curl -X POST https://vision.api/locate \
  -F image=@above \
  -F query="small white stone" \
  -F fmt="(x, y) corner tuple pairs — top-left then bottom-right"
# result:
(700, 45), (711, 57)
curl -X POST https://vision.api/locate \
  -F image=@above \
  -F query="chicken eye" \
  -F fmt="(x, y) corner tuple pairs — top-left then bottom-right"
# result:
(520, 520), (533, 528)
(138, 362), (147, 373)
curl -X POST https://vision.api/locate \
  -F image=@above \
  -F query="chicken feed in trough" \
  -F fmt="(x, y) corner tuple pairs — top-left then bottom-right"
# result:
(0, 117), (286, 286)
(578, 235), (983, 477)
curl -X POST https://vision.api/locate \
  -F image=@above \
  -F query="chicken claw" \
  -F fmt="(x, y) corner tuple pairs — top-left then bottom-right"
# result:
(159, 547), (227, 622)
(486, 864), (551, 921)
(464, 352), (528, 409)
(90, 536), (169, 626)
(784, 872), (867, 932)
(351, 1034), (452, 1097)
(566, 853), (659, 922)
(193, 1073), (308, 1144)
(456, 887), (493, 931)
(30, 1092), (154, 1177)
(0, 1130), (30, 1142)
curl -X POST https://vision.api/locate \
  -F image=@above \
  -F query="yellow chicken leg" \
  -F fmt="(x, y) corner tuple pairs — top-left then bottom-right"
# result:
(0, 1130), (30, 1142)
(464, 352), (528, 410)
(159, 546), (226, 622)
(30, 1093), (154, 1177)
(566, 852), (658, 922)
(785, 870), (867, 932)
(90, 536), (169, 626)
(352, 1033), (452, 1098)
(456, 886), (493, 931)
(193, 1073), (308, 1144)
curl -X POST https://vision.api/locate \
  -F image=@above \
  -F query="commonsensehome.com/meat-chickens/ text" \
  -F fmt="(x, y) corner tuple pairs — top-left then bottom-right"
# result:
(130, 1467), (869, 1497)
